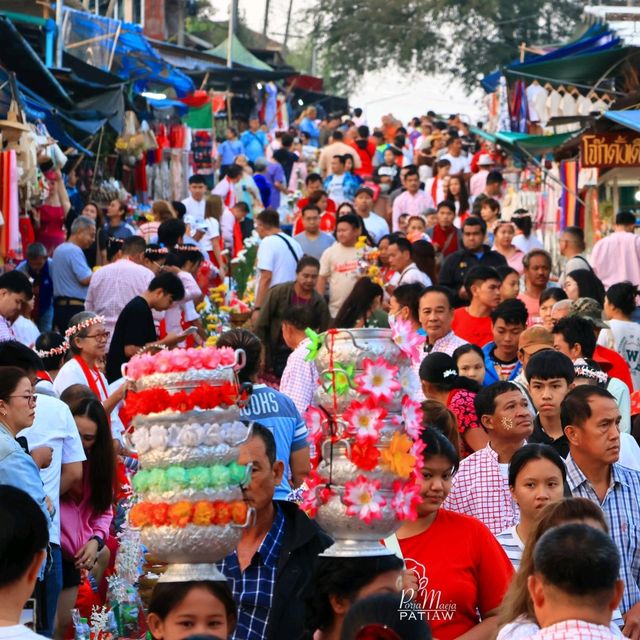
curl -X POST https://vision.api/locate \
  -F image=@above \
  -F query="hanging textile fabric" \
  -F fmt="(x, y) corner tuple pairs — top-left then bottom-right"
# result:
(558, 160), (579, 230)
(0, 150), (20, 260)
(497, 76), (511, 132)
(510, 80), (528, 133)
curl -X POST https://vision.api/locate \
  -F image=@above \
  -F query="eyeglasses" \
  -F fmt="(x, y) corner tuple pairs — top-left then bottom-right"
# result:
(10, 394), (37, 405)
(83, 331), (110, 341)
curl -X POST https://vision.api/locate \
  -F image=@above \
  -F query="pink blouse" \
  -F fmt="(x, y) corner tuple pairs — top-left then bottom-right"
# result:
(60, 461), (112, 559)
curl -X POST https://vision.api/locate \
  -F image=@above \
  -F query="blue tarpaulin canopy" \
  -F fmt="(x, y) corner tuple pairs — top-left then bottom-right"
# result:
(62, 8), (194, 97)
(603, 110), (640, 132)
(481, 24), (628, 93)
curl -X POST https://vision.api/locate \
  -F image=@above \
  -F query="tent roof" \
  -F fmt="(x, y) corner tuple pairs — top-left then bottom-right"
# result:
(206, 34), (273, 71)
(62, 7), (194, 97)
(481, 22), (630, 92)
(471, 127), (578, 155)
(603, 109), (640, 132)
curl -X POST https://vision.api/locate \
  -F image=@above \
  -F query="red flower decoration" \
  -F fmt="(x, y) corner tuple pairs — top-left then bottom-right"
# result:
(123, 382), (239, 418)
(349, 441), (381, 471)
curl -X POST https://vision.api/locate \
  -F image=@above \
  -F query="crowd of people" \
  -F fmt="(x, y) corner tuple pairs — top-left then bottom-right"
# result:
(1, 107), (640, 640)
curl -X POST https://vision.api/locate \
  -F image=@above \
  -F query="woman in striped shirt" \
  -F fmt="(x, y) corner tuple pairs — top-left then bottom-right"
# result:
(496, 444), (566, 569)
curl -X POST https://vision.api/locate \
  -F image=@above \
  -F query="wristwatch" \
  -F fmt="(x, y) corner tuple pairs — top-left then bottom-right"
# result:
(90, 535), (105, 552)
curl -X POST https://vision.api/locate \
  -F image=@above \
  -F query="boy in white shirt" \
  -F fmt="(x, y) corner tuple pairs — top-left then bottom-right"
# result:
(0, 486), (50, 640)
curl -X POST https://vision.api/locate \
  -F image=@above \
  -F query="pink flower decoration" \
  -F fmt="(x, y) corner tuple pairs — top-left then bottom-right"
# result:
(401, 396), (424, 440)
(390, 316), (425, 363)
(154, 349), (174, 373)
(391, 478), (422, 521)
(200, 347), (221, 369)
(343, 476), (386, 524)
(355, 357), (400, 403)
(170, 348), (191, 371)
(343, 398), (387, 443)
(299, 471), (330, 517)
(305, 406), (326, 448)
(218, 346), (237, 367)
(410, 438), (426, 471)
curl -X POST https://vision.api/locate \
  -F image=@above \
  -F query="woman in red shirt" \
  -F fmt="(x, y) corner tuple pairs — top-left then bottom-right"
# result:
(419, 352), (489, 458)
(394, 428), (514, 640)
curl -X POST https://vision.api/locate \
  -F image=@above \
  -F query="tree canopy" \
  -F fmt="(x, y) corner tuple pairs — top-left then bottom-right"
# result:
(309, 0), (584, 93)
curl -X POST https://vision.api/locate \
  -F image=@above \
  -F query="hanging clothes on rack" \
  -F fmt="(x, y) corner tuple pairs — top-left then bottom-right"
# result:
(497, 76), (511, 132)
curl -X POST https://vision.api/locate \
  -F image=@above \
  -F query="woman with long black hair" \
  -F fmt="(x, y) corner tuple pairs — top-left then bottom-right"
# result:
(332, 278), (386, 329)
(56, 397), (115, 639)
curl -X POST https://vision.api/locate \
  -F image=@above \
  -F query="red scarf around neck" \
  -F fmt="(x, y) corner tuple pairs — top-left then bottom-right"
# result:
(74, 355), (108, 400)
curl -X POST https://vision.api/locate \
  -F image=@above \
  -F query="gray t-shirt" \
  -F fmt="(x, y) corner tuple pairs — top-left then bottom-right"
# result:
(51, 242), (92, 299)
(294, 231), (335, 260)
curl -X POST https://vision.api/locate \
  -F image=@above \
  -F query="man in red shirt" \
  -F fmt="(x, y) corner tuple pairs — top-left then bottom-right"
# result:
(452, 266), (501, 347)
(428, 200), (461, 258)
(348, 125), (376, 179)
(295, 173), (337, 215)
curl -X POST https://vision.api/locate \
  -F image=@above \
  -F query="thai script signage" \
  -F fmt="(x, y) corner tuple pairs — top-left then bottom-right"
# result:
(581, 132), (640, 167)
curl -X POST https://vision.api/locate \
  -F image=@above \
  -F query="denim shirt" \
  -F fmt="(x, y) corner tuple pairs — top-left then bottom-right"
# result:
(0, 423), (50, 523)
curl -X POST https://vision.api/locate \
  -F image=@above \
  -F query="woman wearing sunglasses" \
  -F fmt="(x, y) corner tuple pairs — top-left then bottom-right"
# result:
(0, 366), (51, 523)
(391, 428), (514, 640)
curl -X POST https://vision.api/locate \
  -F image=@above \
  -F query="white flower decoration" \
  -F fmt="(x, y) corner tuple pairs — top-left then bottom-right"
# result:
(178, 423), (204, 447)
(204, 423), (223, 446)
(131, 428), (150, 454)
(225, 421), (248, 444)
(148, 425), (168, 450)
(167, 424), (181, 447)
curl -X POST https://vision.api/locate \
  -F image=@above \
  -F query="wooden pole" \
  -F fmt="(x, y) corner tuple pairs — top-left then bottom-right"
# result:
(262, 0), (270, 36)
(283, 0), (293, 49)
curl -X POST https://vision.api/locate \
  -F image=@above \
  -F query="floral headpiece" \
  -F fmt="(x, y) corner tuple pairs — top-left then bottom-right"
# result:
(574, 364), (608, 384)
(35, 342), (69, 359)
(174, 244), (202, 253)
(146, 246), (169, 256)
(443, 369), (457, 379)
(65, 315), (105, 340)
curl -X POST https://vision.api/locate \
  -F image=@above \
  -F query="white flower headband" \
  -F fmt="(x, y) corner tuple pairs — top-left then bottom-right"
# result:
(574, 364), (608, 385)
(443, 369), (457, 379)
(65, 315), (105, 340)
(35, 342), (69, 359)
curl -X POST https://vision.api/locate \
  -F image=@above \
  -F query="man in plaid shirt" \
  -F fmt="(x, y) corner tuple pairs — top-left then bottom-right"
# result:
(218, 425), (331, 640)
(444, 381), (533, 534)
(528, 523), (622, 640)
(279, 305), (319, 416)
(562, 385), (640, 637)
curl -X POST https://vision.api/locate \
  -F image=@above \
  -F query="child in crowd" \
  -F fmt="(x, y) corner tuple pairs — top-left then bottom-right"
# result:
(482, 298), (528, 385)
(525, 349), (575, 457)
(147, 581), (237, 640)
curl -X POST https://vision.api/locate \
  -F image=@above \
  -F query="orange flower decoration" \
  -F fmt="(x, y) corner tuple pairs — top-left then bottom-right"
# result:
(231, 501), (249, 525)
(380, 432), (416, 478)
(168, 501), (193, 527)
(129, 503), (153, 527)
(150, 503), (169, 526)
(216, 501), (232, 525)
(193, 501), (216, 526)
